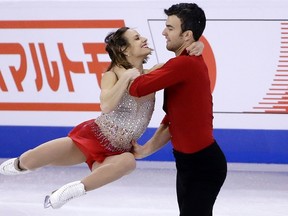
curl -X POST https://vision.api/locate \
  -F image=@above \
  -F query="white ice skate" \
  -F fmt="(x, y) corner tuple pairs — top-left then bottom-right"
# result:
(44, 181), (86, 209)
(0, 158), (30, 175)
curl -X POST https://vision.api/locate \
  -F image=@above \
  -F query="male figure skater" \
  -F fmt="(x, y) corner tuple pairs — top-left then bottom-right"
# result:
(129, 3), (227, 216)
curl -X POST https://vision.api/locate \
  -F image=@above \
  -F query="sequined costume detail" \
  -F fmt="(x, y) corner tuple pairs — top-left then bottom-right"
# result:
(95, 91), (155, 152)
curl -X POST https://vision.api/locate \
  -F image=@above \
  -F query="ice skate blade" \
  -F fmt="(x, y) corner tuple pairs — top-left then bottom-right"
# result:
(44, 195), (52, 208)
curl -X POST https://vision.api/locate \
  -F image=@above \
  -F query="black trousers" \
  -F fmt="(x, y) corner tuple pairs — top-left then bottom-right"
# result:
(173, 141), (227, 216)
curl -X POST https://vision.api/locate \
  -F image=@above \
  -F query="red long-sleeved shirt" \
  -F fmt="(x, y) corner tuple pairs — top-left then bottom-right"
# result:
(129, 50), (214, 153)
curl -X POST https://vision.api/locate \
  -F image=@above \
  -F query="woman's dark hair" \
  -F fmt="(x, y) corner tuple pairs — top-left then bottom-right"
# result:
(164, 3), (206, 41)
(104, 27), (133, 71)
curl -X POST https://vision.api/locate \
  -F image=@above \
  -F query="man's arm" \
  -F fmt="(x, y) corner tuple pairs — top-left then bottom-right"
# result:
(132, 123), (171, 159)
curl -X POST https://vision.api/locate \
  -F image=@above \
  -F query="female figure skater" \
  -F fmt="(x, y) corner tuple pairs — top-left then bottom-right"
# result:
(0, 27), (203, 209)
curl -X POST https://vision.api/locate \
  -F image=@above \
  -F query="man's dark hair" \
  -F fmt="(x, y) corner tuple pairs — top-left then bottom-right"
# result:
(164, 3), (206, 41)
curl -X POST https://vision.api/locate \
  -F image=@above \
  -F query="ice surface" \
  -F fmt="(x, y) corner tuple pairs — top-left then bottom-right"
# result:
(1, 160), (288, 216)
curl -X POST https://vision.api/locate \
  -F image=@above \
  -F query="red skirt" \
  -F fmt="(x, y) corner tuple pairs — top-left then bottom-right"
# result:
(68, 119), (126, 170)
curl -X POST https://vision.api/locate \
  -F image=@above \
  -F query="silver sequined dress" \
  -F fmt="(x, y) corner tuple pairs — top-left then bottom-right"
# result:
(95, 90), (155, 152)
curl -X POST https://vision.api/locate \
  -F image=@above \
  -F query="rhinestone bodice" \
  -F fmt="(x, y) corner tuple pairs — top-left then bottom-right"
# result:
(95, 91), (155, 152)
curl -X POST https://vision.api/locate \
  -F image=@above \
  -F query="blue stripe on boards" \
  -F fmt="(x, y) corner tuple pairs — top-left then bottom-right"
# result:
(0, 126), (287, 164)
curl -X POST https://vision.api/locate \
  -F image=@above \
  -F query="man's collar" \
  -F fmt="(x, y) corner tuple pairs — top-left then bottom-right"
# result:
(180, 49), (189, 56)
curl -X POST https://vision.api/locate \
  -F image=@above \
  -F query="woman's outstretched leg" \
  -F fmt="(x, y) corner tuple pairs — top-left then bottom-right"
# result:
(20, 137), (86, 170)
(44, 152), (136, 209)
(0, 137), (86, 174)
(83, 152), (136, 191)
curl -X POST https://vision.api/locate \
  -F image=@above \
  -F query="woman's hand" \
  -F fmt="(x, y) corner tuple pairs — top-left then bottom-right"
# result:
(123, 68), (140, 81)
(186, 40), (204, 56)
